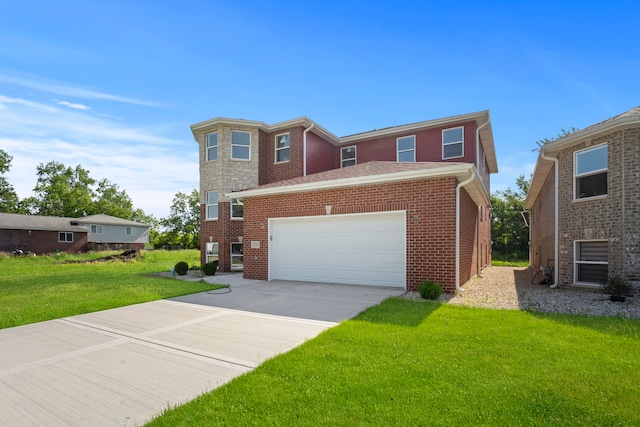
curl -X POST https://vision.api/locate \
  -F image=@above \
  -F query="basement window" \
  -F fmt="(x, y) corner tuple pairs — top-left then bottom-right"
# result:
(574, 240), (608, 286)
(575, 144), (607, 200)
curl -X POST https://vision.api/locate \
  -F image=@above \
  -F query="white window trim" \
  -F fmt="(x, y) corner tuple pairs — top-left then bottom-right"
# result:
(230, 198), (244, 220)
(125, 227), (137, 236)
(58, 232), (73, 242)
(231, 130), (251, 161)
(396, 136), (416, 162)
(573, 143), (608, 201)
(91, 224), (103, 234)
(442, 126), (464, 160)
(206, 242), (219, 264)
(206, 191), (219, 220)
(206, 132), (218, 162)
(341, 146), (357, 168)
(274, 132), (290, 164)
(573, 239), (608, 288)
(231, 242), (244, 271)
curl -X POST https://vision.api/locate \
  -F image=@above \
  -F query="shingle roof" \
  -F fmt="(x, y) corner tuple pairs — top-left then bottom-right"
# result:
(0, 213), (89, 232)
(75, 214), (150, 227)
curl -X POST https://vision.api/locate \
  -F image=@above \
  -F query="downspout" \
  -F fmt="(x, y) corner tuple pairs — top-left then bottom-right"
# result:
(475, 119), (490, 278)
(456, 170), (476, 293)
(540, 149), (559, 288)
(303, 123), (315, 176)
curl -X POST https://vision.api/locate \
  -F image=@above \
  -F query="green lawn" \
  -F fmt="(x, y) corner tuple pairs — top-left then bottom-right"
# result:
(492, 259), (529, 267)
(0, 249), (218, 329)
(147, 298), (640, 426)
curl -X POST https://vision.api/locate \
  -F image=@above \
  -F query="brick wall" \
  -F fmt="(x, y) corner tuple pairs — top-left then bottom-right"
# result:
(242, 176), (482, 292)
(306, 132), (337, 175)
(200, 202), (244, 271)
(259, 126), (305, 185)
(530, 167), (556, 273)
(0, 229), (87, 255)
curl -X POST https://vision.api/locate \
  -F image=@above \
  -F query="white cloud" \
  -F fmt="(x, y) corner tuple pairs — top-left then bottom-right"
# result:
(55, 100), (91, 110)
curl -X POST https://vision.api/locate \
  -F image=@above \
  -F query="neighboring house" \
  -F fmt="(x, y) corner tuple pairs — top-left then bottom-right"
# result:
(524, 106), (640, 289)
(0, 213), (150, 254)
(192, 110), (498, 292)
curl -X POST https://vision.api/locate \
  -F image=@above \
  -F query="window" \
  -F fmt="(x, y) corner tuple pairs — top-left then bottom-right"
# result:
(206, 132), (218, 161)
(231, 242), (243, 270)
(575, 144), (607, 200)
(206, 191), (218, 219)
(275, 133), (290, 163)
(59, 232), (73, 242)
(231, 198), (244, 219)
(574, 240), (608, 285)
(341, 146), (356, 167)
(125, 227), (136, 236)
(443, 127), (464, 159)
(397, 136), (415, 162)
(231, 130), (251, 160)
(90, 225), (103, 234)
(206, 242), (218, 264)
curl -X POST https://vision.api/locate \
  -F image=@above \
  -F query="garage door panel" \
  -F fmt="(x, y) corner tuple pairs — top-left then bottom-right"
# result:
(270, 212), (405, 288)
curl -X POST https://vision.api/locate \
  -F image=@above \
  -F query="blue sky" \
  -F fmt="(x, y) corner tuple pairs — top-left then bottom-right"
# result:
(1, 0), (638, 218)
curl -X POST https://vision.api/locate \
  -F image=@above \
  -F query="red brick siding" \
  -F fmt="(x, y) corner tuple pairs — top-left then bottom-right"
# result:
(260, 126), (305, 185)
(343, 120), (478, 167)
(200, 202), (244, 271)
(459, 188), (479, 284)
(306, 132), (337, 175)
(0, 229), (88, 255)
(242, 176), (480, 292)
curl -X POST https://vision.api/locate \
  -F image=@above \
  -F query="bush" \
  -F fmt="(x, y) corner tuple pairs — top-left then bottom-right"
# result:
(419, 280), (443, 300)
(602, 276), (631, 296)
(202, 260), (218, 276)
(174, 261), (189, 275)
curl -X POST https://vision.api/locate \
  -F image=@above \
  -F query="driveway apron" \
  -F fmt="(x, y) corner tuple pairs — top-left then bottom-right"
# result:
(0, 279), (402, 426)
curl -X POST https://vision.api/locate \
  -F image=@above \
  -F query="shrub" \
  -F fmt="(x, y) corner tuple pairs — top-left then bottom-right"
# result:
(602, 276), (631, 296)
(174, 261), (189, 275)
(419, 280), (443, 300)
(202, 260), (218, 276)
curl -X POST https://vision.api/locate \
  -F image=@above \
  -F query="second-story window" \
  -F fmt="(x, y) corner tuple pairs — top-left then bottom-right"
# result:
(575, 144), (607, 200)
(397, 136), (415, 162)
(206, 132), (218, 161)
(231, 130), (251, 160)
(275, 133), (290, 163)
(125, 227), (137, 236)
(443, 127), (464, 159)
(231, 198), (244, 219)
(206, 191), (218, 219)
(341, 146), (356, 167)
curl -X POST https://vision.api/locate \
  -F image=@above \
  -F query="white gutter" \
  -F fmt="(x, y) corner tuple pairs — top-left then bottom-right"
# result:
(456, 170), (476, 293)
(475, 118), (490, 277)
(540, 149), (559, 288)
(303, 123), (315, 176)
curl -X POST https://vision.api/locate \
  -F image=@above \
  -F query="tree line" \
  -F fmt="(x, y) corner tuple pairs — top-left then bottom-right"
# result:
(0, 149), (200, 249)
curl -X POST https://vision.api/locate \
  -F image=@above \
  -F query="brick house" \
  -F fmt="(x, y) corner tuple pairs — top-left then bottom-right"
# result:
(192, 110), (498, 292)
(0, 213), (150, 254)
(524, 106), (640, 288)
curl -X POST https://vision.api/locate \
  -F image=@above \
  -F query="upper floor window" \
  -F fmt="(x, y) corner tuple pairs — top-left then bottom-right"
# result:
(575, 144), (607, 200)
(231, 130), (251, 160)
(443, 127), (464, 159)
(126, 227), (137, 236)
(231, 198), (244, 219)
(59, 232), (73, 242)
(397, 136), (415, 162)
(90, 225), (103, 234)
(206, 191), (218, 219)
(275, 133), (290, 163)
(341, 146), (356, 167)
(206, 132), (218, 161)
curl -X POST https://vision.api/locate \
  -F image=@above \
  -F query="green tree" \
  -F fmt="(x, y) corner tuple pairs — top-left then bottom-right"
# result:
(159, 189), (200, 249)
(0, 150), (21, 213)
(533, 127), (579, 151)
(29, 161), (96, 217)
(491, 175), (530, 261)
(93, 178), (135, 218)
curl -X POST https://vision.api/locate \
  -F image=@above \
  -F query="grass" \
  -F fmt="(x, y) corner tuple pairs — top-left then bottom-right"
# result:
(492, 258), (529, 267)
(147, 298), (640, 426)
(0, 249), (218, 329)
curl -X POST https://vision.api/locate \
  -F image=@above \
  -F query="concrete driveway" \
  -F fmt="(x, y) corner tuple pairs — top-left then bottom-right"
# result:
(0, 277), (403, 426)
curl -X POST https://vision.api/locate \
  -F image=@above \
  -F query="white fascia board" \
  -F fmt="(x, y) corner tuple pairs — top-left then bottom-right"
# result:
(225, 164), (475, 199)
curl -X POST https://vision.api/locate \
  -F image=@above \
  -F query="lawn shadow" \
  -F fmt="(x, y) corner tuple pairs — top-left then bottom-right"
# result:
(351, 297), (442, 327)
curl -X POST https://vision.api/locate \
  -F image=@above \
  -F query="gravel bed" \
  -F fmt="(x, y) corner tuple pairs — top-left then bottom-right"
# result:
(403, 266), (640, 319)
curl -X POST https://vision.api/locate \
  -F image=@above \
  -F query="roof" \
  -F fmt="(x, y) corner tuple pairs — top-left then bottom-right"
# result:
(0, 213), (89, 232)
(74, 214), (150, 228)
(191, 110), (498, 174)
(524, 106), (640, 209)
(226, 161), (489, 206)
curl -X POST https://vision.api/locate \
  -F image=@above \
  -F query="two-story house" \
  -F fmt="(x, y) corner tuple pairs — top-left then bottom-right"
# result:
(525, 106), (640, 289)
(191, 110), (498, 292)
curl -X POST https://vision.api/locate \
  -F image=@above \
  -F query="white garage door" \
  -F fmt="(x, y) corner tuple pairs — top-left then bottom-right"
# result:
(269, 211), (406, 288)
